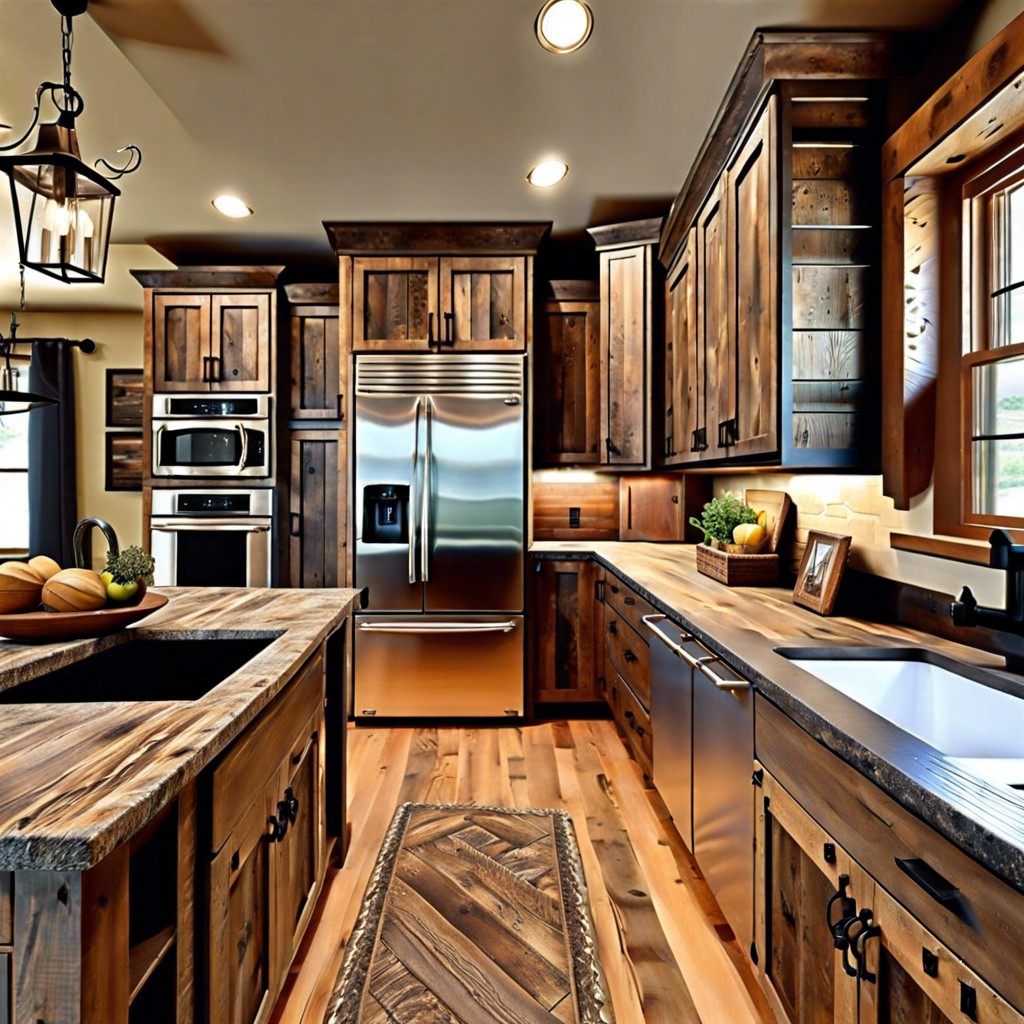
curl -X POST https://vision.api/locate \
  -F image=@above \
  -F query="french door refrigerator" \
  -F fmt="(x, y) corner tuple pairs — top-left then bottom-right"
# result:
(353, 353), (525, 718)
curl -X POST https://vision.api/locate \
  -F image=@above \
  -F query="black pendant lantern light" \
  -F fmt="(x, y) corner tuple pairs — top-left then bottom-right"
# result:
(0, 0), (141, 285)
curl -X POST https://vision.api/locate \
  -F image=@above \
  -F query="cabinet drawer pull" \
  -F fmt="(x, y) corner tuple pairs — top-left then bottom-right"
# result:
(202, 355), (211, 383)
(289, 512), (302, 537)
(895, 857), (960, 906)
(624, 649), (638, 663)
(634, 725), (646, 737)
(624, 596), (635, 606)
(267, 813), (287, 843)
(608, 620), (617, 635)
(624, 709), (634, 719)
(283, 786), (300, 824)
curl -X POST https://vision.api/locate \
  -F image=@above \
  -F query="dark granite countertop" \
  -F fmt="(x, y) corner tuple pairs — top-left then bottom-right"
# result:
(532, 542), (1024, 894)
(0, 586), (361, 871)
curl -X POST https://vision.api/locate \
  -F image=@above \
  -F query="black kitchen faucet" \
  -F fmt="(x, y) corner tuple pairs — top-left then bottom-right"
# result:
(951, 529), (1024, 631)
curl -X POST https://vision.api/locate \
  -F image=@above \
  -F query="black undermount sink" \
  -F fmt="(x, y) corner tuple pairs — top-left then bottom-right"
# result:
(0, 635), (280, 704)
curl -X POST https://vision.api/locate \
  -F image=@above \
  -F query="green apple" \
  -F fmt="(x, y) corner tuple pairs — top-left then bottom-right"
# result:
(101, 571), (139, 603)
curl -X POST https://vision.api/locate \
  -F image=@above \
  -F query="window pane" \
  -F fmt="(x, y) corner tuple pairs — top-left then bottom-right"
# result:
(972, 438), (1024, 515)
(0, 472), (29, 550)
(0, 416), (28, 470)
(1010, 183), (1024, 284)
(972, 356), (1024, 515)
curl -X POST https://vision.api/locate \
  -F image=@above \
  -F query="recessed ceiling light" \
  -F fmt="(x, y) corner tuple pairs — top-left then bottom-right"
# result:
(535, 0), (593, 54)
(527, 159), (569, 188)
(212, 194), (253, 218)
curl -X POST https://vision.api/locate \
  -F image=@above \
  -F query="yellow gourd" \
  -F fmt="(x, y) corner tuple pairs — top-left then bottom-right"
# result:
(42, 568), (108, 613)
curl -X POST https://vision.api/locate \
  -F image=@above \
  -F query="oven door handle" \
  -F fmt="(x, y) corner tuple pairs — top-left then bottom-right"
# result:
(358, 620), (517, 634)
(236, 422), (249, 473)
(151, 525), (270, 533)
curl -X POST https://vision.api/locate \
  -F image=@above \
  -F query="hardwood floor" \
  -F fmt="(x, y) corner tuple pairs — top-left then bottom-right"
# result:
(269, 721), (773, 1024)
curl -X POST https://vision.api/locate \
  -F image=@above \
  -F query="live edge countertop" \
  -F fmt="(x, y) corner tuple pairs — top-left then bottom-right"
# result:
(0, 586), (361, 873)
(532, 541), (1024, 895)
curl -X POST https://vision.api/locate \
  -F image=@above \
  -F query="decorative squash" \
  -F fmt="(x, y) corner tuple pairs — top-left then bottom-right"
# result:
(0, 562), (45, 613)
(28, 555), (62, 581)
(42, 568), (108, 613)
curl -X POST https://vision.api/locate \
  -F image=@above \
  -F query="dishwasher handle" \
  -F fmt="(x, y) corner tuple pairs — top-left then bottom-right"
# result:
(642, 613), (751, 689)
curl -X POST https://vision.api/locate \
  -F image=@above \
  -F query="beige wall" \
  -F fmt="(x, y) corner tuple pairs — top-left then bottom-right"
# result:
(14, 310), (144, 569)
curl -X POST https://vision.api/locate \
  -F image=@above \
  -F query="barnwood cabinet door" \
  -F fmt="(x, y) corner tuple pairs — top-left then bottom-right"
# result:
(440, 256), (527, 349)
(600, 246), (650, 465)
(208, 788), (276, 1024)
(754, 765), (856, 1024)
(211, 294), (272, 392)
(351, 257), (440, 351)
(271, 710), (325, 994)
(529, 559), (602, 710)
(152, 293), (212, 392)
(727, 97), (778, 459)
(534, 291), (600, 465)
(697, 179), (731, 461)
(663, 228), (699, 465)
(288, 293), (341, 420)
(289, 431), (345, 588)
(855, 880), (1024, 1024)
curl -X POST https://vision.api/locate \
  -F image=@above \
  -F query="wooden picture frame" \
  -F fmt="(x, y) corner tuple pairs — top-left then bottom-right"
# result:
(105, 432), (143, 491)
(105, 369), (144, 427)
(793, 531), (851, 615)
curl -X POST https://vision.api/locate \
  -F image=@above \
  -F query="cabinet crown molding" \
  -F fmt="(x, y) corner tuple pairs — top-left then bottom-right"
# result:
(130, 266), (285, 289)
(323, 221), (551, 256)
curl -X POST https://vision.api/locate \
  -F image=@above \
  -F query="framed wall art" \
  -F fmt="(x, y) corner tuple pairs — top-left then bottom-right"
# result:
(105, 432), (143, 491)
(105, 368), (144, 427)
(793, 531), (851, 615)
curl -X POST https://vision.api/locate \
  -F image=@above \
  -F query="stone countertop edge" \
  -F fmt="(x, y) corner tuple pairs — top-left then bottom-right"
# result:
(0, 586), (362, 872)
(531, 542), (1024, 895)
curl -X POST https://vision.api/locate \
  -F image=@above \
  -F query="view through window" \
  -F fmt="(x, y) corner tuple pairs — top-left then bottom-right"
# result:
(0, 409), (29, 552)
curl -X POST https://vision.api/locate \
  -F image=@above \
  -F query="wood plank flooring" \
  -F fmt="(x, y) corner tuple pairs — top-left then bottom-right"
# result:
(269, 721), (774, 1024)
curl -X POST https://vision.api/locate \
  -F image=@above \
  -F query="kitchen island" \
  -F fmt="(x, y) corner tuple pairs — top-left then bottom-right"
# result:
(0, 585), (360, 1024)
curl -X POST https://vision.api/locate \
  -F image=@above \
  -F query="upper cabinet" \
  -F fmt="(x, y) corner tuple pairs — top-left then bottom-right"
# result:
(658, 32), (906, 469)
(590, 219), (662, 468)
(285, 283), (342, 421)
(534, 280), (601, 465)
(325, 223), (549, 354)
(133, 267), (282, 394)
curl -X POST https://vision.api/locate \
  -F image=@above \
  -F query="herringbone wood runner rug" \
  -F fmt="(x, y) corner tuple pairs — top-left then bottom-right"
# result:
(324, 802), (614, 1024)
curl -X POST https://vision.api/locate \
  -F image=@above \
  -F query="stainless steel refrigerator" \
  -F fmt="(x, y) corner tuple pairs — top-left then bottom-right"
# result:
(353, 353), (525, 718)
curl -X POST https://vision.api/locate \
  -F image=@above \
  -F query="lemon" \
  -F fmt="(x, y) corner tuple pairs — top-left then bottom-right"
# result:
(733, 523), (765, 546)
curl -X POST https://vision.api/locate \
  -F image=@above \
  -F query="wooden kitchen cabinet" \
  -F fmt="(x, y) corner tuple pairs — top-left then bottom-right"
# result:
(7, 787), (196, 1024)
(528, 558), (603, 715)
(755, 696), (1024, 1023)
(325, 223), (549, 353)
(533, 281), (601, 465)
(289, 431), (346, 588)
(285, 284), (342, 421)
(588, 219), (662, 468)
(207, 650), (327, 1024)
(658, 32), (897, 468)
(134, 267), (281, 395)
(602, 573), (657, 778)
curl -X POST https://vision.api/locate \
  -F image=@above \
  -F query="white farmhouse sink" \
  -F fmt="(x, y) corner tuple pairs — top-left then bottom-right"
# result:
(776, 649), (1024, 790)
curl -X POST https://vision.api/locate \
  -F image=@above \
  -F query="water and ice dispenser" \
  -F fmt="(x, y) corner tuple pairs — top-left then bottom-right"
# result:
(362, 484), (409, 543)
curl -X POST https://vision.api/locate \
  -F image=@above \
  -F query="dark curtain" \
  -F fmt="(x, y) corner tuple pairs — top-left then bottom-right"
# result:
(28, 341), (77, 566)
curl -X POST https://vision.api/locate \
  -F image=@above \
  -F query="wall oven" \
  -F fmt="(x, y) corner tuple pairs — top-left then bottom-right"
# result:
(151, 394), (272, 478)
(150, 489), (274, 587)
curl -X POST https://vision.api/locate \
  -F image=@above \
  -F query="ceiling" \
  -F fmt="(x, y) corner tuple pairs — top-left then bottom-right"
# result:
(0, 0), (976, 312)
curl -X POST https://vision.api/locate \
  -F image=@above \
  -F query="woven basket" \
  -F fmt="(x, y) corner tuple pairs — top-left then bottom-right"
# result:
(696, 543), (779, 586)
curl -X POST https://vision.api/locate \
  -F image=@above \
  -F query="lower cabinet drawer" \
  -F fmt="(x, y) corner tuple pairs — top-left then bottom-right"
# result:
(604, 575), (657, 638)
(608, 672), (653, 777)
(605, 608), (651, 708)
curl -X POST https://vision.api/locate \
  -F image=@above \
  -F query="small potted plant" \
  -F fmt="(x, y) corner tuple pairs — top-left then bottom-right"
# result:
(689, 492), (761, 551)
(689, 492), (778, 586)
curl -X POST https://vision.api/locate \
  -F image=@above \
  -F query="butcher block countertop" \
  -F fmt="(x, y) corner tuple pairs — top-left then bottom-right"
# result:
(532, 542), (1024, 893)
(0, 586), (361, 872)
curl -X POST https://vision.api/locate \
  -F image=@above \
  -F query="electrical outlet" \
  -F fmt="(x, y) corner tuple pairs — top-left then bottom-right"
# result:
(569, 507), (581, 528)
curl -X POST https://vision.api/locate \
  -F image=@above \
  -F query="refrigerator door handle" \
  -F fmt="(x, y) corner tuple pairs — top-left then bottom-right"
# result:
(358, 620), (518, 634)
(421, 396), (433, 582)
(409, 396), (422, 585)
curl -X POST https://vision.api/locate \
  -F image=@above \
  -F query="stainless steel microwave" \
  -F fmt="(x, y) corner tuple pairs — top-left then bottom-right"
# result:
(151, 394), (272, 478)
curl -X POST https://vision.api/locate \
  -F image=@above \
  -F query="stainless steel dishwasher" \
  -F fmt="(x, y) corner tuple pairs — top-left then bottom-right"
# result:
(644, 613), (754, 952)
